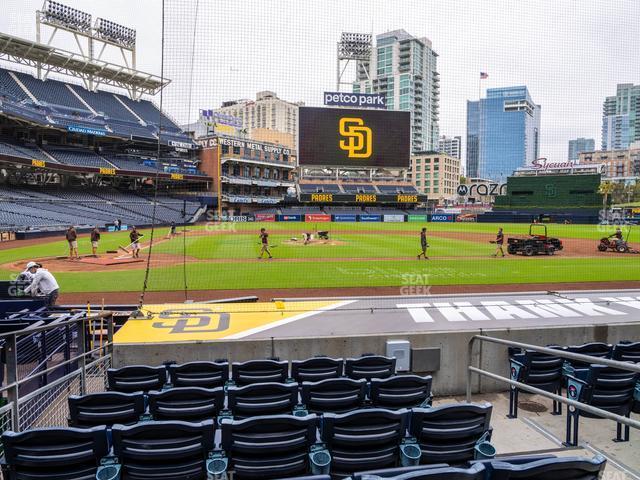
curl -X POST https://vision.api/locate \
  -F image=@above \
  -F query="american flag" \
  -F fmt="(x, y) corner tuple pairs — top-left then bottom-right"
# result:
(480, 72), (488, 79)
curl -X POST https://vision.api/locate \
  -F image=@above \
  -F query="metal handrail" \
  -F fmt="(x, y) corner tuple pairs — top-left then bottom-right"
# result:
(0, 310), (112, 338)
(465, 335), (640, 431)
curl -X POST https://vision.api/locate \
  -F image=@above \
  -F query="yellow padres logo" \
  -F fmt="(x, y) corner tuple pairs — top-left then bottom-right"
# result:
(339, 117), (372, 158)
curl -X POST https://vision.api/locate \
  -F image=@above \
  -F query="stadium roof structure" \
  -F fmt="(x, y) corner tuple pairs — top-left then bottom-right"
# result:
(0, 32), (169, 97)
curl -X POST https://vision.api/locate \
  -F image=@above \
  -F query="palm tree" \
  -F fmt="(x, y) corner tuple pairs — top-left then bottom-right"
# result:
(598, 181), (615, 220)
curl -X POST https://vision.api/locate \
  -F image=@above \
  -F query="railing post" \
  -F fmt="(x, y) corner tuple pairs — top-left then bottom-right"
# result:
(466, 336), (475, 402)
(107, 313), (114, 357)
(5, 334), (19, 432)
(78, 318), (86, 395)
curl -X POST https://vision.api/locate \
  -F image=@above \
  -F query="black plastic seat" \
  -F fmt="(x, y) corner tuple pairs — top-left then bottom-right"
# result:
(345, 355), (396, 380)
(231, 359), (289, 385)
(148, 386), (225, 422)
(409, 403), (493, 465)
(321, 408), (410, 476)
(291, 357), (343, 382)
(0, 425), (108, 480)
(370, 375), (433, 409)
(107, 365), (166, 393)
(485, 454), (606, 479)
(110, 420), (216, 480)
(227, 382), (299, 418)
(219, 414), (319, 479)
(68, 391), (145, 427)
(168, 361), (229, 389)
(508, 347), (564, 417)
(565, 364), (638, 445)
(564, 342), (612, 370)
(611, 341), (640, 363)
(301, 378), (366, 414)
(355, 464), (486, 479)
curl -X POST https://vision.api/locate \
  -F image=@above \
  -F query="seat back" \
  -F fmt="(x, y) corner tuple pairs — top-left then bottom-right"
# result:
(368, 464), (486, 479)
(231, 359), (289, 385)
(345, 355), (396, 380)
(321, 408), (409, 475)
(168, 361), (229, 389)
(580, 364), (638, 414)
(68, 391), (145, 427)
(409, 403), (493, 464)
(291, 357), (343, 382)
(488, 454), (606, 479)
(111, 420), (215, 480)
(1, 426), (108, 480)
(107, 365), (166, 393)
(148, 386), (225, 422)
(516, 350), (563, 391)
(351, 464), (449, 479)
(565, 343), (612, 369)
(611, 341), (640, 363)
(220, 414), (318, 479)
(370, 375), (432, 409)
(228, 382), (299, 418)
(301, 377), (366, 414)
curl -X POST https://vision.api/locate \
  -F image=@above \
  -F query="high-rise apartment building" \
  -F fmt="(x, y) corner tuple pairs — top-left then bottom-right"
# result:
(568, 137), (595, 161)
(352, 29), (440, 152)
(466, 86), (541, 182)
(602, 83), (640, 151)
(437, 135), (462, 159)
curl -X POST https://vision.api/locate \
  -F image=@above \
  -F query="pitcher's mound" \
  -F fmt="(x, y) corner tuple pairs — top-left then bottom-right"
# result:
(79, 257), (144, 266)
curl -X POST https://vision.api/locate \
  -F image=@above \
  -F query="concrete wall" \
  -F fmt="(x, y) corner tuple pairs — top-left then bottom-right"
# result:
(113, 322), (640, 396)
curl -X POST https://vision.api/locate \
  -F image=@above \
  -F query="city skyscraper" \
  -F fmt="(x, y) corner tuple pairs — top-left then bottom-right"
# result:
(568, 137), (595, 161)
(466, 86), (541, 182)
(602, 83), (640, 150)
(352, 29), (440, 152)
(437, 135), (462, 159)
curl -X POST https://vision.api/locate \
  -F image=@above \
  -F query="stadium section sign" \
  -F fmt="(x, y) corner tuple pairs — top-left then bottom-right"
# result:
(298, 106), (410, 167)
(324, 92), (386, 109)
(67, 125), (107, 136)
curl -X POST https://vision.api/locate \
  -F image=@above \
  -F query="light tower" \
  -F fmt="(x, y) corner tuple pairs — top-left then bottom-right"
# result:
(336, 32), (371, 91)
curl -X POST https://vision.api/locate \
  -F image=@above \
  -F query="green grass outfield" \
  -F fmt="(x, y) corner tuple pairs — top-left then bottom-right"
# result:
(1, 222), (638, 293)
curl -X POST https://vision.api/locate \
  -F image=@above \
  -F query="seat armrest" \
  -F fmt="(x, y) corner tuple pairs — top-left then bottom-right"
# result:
(419, 393), (433, 408)
(509, 358), (526, 382)
(566, 374), (588, 402)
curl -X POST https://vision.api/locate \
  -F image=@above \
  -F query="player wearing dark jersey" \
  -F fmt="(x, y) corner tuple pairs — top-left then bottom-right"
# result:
(492, 227), (505, 257)
(258, 228), (272, 259)
(417, 227), (429, 260)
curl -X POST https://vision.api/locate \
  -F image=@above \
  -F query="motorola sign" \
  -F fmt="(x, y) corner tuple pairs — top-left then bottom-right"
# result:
(456, 184), (469, 196)
(324, 92), (386, 109)
(457, 183), (506, 197)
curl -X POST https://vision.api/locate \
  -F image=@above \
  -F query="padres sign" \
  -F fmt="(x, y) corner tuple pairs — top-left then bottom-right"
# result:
(339, 117), (372, 158)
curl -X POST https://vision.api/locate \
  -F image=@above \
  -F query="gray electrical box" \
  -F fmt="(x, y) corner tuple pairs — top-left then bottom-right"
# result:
(386, 339), (411, 372)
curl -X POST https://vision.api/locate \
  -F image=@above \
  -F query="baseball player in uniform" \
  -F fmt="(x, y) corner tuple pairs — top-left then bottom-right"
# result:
(130, 227), (143, 258)
(417, 227), (429, 260)
(90, 226), (101, 256)
(66, 226), (79, 260)
(258, 228), (272, 259)
(492, 227), (505, 257)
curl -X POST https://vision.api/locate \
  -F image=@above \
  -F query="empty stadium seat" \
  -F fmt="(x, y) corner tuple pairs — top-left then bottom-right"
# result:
(231, 359), (289, 385)
(409, 403), (493, 465)
(565, 364), (639, 445)
(508, 347), (564, 417)
(564, 342), (612, 371)
(167, 361), (229, 389)
(352, 464), (486, 479)
(321, 408), (414, 476)
(291, 357), (344, 382)
(480, 454), (606, 479)
(105, 420), (216, 480)
(148, 386), (225, 422)
(345, 355), (396, 380)
(227, 382), (299, 418)
(301, 378), (367, 414)
(0, 425), (109, 480)
(611, 341), (640, 363)
(68, 391), (145, 428)
(107, 365), (167, 393)
(218, 414), (322, 479)
(370, 375), (433, 409)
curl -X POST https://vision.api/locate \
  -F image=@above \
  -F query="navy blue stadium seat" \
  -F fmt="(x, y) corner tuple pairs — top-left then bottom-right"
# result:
(409, 403), (493, 465)
(227, 382), (299, 418)
(353, 464), (486, 479)
(482, 454), (606, 479)
(611, 341), (640, 363)
(301, 377), (367, 414)
(107, 420), (216, 480)
(508, 347), (564, 417)
(564, 342), (612, 370)
(68, 391), (145, 427)
(231, 359), (289, 385)
(320, 408), (411, 476)
(370, 375), (433, 409)
(345, 355), (396, 380)
(167, 361), (229, 389)
(219, 414), (320, 479)
(0, 425), (108, 480)
(148, 386), (225, 422)
(107, 365), (167, 393)
(291, 357), (343, 382)
(565, 364), (638, 445)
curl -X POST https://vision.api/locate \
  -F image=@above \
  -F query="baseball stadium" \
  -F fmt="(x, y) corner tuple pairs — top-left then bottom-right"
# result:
(0, 1), (638, 479)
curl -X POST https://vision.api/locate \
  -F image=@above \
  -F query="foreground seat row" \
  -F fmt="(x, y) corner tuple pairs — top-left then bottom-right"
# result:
(1, 403), (494, 479)
(71, 375), (433, 427)
(107, 356), (398, 392)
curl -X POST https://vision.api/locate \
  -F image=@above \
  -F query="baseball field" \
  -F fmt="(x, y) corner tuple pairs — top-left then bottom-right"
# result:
(1, 222), (639, 301)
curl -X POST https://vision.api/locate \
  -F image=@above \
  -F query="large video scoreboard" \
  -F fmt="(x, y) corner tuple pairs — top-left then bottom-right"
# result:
(298, 106), (410, 167)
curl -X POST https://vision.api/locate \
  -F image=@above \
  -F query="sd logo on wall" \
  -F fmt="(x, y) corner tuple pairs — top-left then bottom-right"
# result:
(339, 117), (372, 158)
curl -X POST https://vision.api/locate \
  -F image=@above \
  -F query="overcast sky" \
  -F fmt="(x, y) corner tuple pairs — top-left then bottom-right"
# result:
(2, 0), (639, 162)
